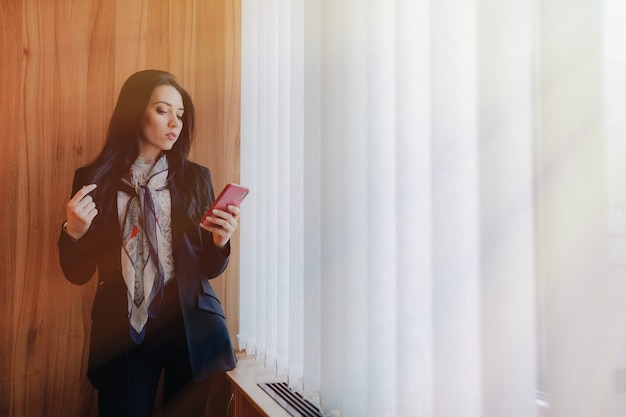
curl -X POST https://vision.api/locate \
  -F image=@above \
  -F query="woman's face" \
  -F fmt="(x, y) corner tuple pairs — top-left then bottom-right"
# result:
(138, 85), (184, 160)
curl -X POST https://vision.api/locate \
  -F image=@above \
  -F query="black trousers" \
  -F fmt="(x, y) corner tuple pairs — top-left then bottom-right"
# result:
(96, 280), (230, 417)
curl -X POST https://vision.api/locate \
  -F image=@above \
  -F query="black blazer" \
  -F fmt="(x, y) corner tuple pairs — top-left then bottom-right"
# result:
(58, 162), (236, 389)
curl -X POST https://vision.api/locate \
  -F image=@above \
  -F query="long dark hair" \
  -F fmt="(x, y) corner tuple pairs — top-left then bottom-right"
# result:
(86, 70), (207, 220)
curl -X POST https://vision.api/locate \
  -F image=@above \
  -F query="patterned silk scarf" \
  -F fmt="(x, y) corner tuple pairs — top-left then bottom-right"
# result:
(118, 155), (171, 344)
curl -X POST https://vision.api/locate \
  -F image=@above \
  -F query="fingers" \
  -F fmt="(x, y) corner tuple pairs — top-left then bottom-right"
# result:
(68, 191), (97, 221)
(82, 204), (99, 223)
(202, 206), (239, 227)
(71, 184), (97, 203)
(227, 205), (241, 219)
(65, 184), (98, 239)
(71, 197), (96, 217)
(68, 184), (96, 214)
(200, 205), (240, 247)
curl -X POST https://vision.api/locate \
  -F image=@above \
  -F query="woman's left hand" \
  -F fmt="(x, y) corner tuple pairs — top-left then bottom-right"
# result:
(200, 205), (241, 248)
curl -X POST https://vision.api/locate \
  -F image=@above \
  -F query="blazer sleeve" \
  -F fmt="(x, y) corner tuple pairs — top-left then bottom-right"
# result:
(58, 168), (100, 285)
(195, 164), (231, 279)
(201, 234), (230, 279)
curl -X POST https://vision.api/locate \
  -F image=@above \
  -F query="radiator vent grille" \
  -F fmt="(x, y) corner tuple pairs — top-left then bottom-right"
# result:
(258, 382), (323, 417)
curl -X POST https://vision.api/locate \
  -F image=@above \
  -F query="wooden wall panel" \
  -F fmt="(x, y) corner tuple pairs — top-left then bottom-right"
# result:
(0, 1), (241, 416)
(1, 2), (25, 417)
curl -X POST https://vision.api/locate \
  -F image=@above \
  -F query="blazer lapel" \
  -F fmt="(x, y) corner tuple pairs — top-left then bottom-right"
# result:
(170, 180), (186, 260)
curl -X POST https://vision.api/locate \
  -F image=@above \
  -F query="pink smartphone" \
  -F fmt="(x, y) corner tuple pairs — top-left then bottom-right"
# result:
(201, 183), (250, 224)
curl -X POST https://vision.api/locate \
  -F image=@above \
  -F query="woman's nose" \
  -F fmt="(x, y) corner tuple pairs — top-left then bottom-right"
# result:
(169, 115), (181, 128)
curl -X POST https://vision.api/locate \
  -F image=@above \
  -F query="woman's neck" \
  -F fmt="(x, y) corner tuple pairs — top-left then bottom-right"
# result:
(137, 153), (160, 165)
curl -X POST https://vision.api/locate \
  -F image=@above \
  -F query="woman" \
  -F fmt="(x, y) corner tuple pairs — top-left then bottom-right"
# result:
(58, 70), (238, 417)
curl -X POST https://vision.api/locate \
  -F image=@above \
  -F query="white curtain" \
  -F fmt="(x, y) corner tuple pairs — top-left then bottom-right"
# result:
(239, 1), (537, 416)
(239, 0), (307, 385)
(606, 0), (626, 412)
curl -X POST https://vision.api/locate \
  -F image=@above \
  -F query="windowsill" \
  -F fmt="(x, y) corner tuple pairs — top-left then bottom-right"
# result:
(226, 352), (292, 417)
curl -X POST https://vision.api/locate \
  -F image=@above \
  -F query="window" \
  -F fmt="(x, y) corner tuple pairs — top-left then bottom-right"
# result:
(238, 1), (615, 416)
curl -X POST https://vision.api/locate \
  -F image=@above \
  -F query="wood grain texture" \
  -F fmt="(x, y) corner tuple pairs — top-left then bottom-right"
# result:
(0, 1), (241, 416)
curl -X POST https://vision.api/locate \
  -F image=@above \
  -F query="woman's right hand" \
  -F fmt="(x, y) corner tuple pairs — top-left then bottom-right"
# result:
(65, 184), (98, 240)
